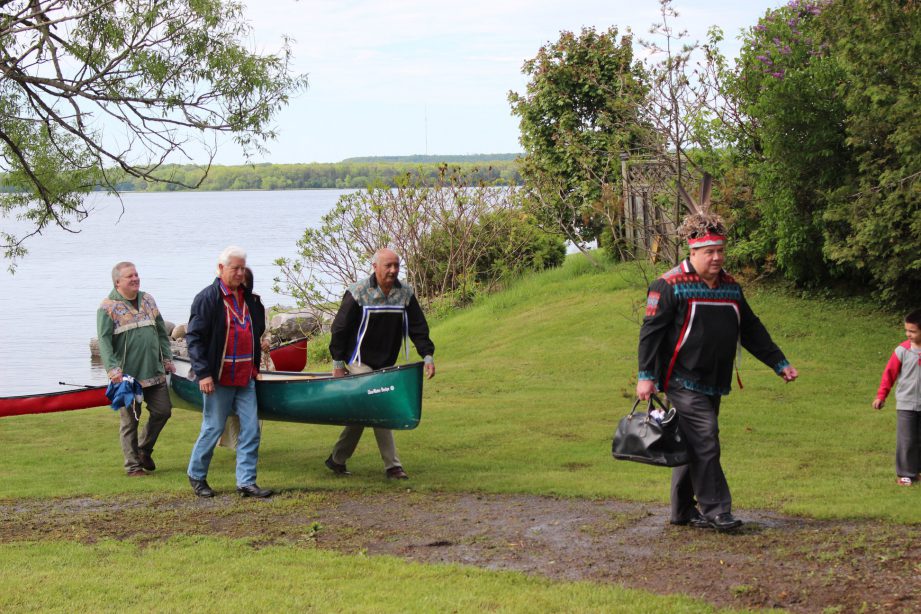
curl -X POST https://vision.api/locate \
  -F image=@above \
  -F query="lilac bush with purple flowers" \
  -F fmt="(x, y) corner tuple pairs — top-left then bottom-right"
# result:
(724, 0), (921, 305)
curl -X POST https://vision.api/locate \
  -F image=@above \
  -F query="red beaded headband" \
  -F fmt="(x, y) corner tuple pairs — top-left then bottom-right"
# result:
(687, 234), (726, 248)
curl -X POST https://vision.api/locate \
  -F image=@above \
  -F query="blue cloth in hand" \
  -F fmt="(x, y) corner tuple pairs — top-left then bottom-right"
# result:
(105, 375), (143, 412)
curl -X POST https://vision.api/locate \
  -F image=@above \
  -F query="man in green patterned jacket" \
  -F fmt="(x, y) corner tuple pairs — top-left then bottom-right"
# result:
(97, 262), (175, 477)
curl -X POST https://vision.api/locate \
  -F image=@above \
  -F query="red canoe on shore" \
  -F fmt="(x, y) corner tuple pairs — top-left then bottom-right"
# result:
(0, 338), (309, 419)
(0, 386), (109, 418)
(267, 337), (308, 372)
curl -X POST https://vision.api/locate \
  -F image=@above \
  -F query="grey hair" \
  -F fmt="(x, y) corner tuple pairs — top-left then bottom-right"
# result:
(371, 247), (400, 265)
(111, 261), (135, 285)
(217, 246), (247, 268)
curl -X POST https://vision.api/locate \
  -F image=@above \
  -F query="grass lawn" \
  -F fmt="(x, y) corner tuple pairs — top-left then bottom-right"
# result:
(0, 537), (727, 614)
(0, 253), (912, 611)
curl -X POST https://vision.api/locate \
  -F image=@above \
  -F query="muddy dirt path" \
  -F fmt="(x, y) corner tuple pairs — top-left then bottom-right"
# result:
(1, 490), (918, 612)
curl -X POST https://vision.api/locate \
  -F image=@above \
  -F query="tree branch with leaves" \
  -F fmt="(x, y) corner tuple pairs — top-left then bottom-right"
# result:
(0, 0), (307, 265)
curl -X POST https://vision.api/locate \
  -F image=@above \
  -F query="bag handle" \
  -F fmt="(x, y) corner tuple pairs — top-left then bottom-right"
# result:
(629, 393), (668, 417)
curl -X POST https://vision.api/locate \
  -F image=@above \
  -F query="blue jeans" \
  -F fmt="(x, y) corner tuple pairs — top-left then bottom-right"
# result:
(187, 380), (260, 486)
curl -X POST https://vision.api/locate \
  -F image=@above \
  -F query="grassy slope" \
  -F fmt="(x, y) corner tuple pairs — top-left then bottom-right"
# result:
(417, 256), (911, 521)
(0, 255), (913, 521)
(0, 254), (913, 612)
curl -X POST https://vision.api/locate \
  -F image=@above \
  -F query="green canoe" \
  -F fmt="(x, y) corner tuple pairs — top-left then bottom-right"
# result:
(169, 358), (423, 430)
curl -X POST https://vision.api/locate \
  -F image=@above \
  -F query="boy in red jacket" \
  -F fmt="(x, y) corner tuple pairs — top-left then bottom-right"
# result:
(873, 310), (921, 485)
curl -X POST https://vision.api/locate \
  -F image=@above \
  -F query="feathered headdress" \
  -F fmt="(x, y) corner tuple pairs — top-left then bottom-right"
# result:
(677, 173), (727, 248)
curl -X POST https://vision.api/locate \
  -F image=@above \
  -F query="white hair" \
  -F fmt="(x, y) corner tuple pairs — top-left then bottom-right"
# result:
(111, 261), (135, 285)
(217, 246), (247, 269)
(371, 247), (400, 265)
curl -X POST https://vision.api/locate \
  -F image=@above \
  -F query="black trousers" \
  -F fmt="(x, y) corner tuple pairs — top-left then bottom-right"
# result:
(667, 384), (731, 521)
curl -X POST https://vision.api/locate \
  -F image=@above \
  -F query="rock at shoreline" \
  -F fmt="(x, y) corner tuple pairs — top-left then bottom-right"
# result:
(171, 338), (188, 359)
(270, 311), (322, 342)
(171, 323), (187, 340)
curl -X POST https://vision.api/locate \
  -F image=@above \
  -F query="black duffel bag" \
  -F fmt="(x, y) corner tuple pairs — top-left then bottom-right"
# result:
(612, 394), (689, 467)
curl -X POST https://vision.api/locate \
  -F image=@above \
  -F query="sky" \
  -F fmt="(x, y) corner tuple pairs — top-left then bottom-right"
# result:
(212, 0), (784, 164)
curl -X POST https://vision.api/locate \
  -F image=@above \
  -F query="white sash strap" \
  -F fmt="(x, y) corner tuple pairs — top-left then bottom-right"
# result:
(349, 305), (409, 365)
(113, 319), (156, 335)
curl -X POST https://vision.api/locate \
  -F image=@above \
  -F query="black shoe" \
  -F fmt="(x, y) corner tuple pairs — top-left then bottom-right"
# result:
(386, 466), (409, 480)
(237, 483), (273, 498)
(708, 512), (743, 531)
(138, 450), (156, 472)
(670, 509), (710, 529)
(325, 455), (351, 476)
(189, 476), (215, 498)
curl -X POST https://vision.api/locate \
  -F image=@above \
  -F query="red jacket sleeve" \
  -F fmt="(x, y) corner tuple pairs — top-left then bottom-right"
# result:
(876, 347), (904, 401)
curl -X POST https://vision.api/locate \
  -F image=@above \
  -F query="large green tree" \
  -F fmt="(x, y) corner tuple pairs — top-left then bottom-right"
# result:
(727, 0), (921, 304)
(0, 0), (307, 264)
(508, 27), (651, 253)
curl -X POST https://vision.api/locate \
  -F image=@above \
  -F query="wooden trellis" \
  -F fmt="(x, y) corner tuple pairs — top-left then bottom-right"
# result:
(620, 157), (678, 263)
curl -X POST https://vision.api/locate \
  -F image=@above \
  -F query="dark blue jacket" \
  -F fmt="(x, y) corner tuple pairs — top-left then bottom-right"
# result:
(105, 376), (144, 412)
(186, 278), (266, 381)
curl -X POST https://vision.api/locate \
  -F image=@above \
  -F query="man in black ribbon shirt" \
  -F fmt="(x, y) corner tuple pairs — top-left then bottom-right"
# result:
(324, 248), (436, 480)
(636, 214), (798, 531)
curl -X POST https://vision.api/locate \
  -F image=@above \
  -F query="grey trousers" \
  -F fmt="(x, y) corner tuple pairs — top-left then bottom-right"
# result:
(667, 384), (730, 521)
(896, 410), (921, 478)
(329, 363), (402, 470)
(118, 381), (172, 473)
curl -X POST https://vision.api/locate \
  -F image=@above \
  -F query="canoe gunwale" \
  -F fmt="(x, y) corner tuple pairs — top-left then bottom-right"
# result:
(0, 385), (106, 401)
(272, 336), (308, 350)
(170, 357), (424, 381)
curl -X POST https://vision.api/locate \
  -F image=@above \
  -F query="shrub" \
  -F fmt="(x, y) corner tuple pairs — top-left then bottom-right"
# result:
(275, 166), (564, 315)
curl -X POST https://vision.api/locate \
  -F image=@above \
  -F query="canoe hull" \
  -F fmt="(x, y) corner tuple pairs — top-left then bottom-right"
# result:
(170, 359), (423, 430)
(268, 338), (308, 372)
(0, 386), (108, 418)
(0, 340), (310, 419)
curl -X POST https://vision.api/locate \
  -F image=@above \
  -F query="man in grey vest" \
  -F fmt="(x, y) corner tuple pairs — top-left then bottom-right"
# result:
(325, 248), (436, 479)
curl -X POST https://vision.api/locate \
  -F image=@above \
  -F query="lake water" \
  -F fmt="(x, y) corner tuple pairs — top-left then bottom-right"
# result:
(0, 189), (350, 396)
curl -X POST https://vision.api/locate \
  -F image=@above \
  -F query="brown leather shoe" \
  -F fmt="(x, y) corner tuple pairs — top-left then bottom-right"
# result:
(138, 451), (156, 472)
(127, 469), (147, 477)
(386, 466), (409, 480)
